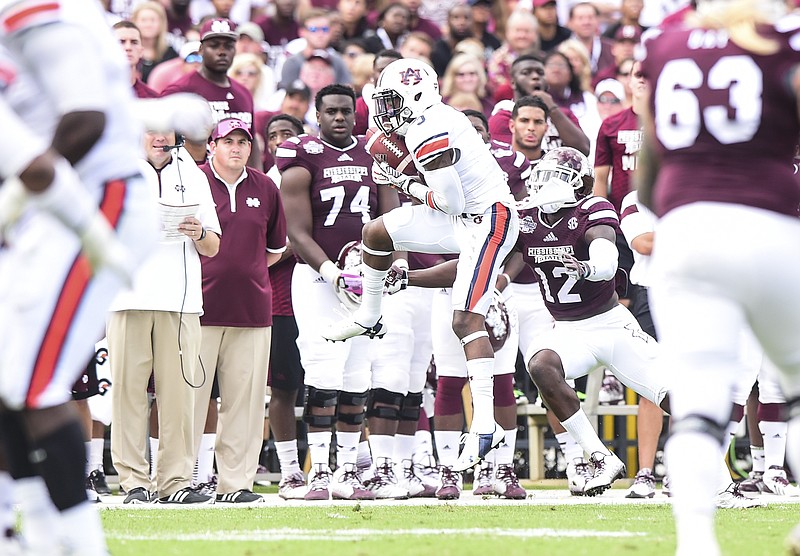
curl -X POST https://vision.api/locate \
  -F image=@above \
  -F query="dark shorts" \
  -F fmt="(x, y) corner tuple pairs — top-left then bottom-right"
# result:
(628, 283), (657, 340)
(268, 315), (304, 392)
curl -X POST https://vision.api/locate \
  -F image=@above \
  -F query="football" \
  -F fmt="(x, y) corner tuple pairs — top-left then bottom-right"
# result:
(365, 127), (416, 176)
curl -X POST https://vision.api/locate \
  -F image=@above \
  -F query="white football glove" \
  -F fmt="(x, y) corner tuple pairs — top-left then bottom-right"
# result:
(135, 93), (215, 142)
(561, 253), (591, 281)
(377, 161), (419, 197)
(384, 258), (409, 295)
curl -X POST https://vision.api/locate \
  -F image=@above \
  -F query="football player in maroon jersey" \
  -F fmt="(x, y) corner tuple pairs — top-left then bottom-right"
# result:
(637, 1), (800, 553)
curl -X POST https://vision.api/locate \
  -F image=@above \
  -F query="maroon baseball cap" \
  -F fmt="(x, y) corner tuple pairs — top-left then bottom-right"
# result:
(200, 18), (238, 42)
(533, 0), (556, 7)
(212, 118), (253, 141)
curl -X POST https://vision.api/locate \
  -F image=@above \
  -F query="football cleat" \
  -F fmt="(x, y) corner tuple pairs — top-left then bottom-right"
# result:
(278, 472), (308, 500)
(472, 461), (494, 496)
(763, 466), (800, 497)
(598, 370), (624, 405)
(304, 464), (333, 501)
(412, 454), (440, 497)
(366, 458), (408, 499)
(331, 463), (375, 500)
(566, 457), (593, 496)
(436, 466), (463, 500)
(398, 460), (434, 498)
(715, 482), (763, 508)
(322, 316), (388, 342)
(738, 471), (765, 498)
(583, 451), (625, 497)
(625, 468), (656, 499)
(493, 464), (527, 499)
(87, 469), (112, 496)
(193, 475), (218, 497)
(452, 423), (504, 472)
(662, 474), (671, 497)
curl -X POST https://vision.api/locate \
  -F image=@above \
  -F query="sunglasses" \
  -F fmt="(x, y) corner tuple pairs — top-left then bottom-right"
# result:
(306, 25), (330, 33)
(185, 53), (202, 64)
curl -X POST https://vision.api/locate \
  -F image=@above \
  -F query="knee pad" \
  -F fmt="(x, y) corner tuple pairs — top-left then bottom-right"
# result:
(756, 402), (784, 422)
(435, 376), (467, 416)
(338, 390), (368, 425)
(303, 387), (338, 428)
(670, 413), (727, 446)
(366, 388), (403, 420)
(493, 373), (516, 407)
(399, 391), (423, 422)
(0, 410), (37, 480)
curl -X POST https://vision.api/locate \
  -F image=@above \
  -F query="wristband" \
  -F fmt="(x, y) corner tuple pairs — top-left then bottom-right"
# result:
(194, 227), (207, 241)
(500, 273), (511, 286)
(319, 260), (341, 284)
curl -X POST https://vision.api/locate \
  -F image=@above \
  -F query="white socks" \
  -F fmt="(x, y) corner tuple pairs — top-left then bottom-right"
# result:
(307, 431), (332, 469)
(275, 439), (301, 478)
(434, 430), (461, 468)
(494, 429), (517, 466)
(368, 434), (394, 464)
(556, 431), (585, 463)
(561, 410), (610, 457)
(149, 437), (159, 480)
(393, 433), (416, 466)
(195, 433), (216, 484)
(355, 263), (389, 326)
(357, 440), (373, 470)
(336, 430), (361, 467)
(750, 445), (765, 473)
(89, 438), (104, 472)
(14, 477), (59, 552)
(759, 420), (788, 469)
(466, 358), (494, 433)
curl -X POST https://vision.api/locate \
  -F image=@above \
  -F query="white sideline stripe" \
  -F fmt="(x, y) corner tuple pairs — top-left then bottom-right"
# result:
(107, 528), (646, 542)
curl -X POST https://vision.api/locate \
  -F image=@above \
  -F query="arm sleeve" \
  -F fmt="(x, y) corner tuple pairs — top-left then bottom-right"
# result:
(410, 164), (465, 215)
(584, 237), (618, 282)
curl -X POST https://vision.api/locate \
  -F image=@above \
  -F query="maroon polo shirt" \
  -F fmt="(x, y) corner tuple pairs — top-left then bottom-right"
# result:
(199, 163), (287, 327)
(162, 72), (255, 133)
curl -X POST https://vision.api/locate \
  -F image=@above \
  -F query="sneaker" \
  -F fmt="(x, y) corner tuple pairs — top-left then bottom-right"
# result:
(278, 471), (307, 500)
(626, 468), (656, 499)
(452, 423), (504, 472)
(738, 471), (765, 498)
(412, 454), (439, 497)
(322, 316), (387, 342)
(598, 370), (624, 405)
(215, 489), (264, 504)
(304, 464), (332, 501)
(157, 487), (214, 504)
(493, 464), (527, 499)
(123, 486), (152, 504)
(367, 458), (408, 499)
(761, 466), (800, 496)
(715, 482), (763, 508)
(194, 475), (218, 497)
(584, 451), (625, 497)
(662, 474), (671, 497)
(398, 460), (432, 498)
(436, 466), (463, 500)
(331, 463), (375, 500)
(566, 457), (593, 496)
(87, 469), (111, 495)
(472, 461), (494, 495)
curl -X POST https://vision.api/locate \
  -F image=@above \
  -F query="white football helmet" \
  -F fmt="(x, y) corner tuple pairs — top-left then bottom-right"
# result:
(524, 147), (594, 213)
(372, 58), (441, 136)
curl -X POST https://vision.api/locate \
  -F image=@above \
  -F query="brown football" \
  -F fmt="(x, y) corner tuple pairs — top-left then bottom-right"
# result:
(365, 127), (416, 176)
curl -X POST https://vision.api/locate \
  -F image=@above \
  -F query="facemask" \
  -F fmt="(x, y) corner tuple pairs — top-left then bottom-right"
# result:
(528, 177), (576, 212)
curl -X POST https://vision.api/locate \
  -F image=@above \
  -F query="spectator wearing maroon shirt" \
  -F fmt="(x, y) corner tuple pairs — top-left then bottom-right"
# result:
(162, 18), (257, 167)
(399, 0), (442, 42)
(567, 2), (614, 77)
(113, 21), (159, 99)
(194, 118), (287, 504)
(591, 25), (642, 89)
(256, 0), (301, 67)
(166, 0), (194, 40)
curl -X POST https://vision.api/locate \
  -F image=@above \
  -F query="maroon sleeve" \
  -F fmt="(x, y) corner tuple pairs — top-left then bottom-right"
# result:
(488, 109), (512, 144)
(354, 96), (369, 136)
(274, 135), (315, 174)
(594, 116), (614, 167)
(265, 177), (287, 253)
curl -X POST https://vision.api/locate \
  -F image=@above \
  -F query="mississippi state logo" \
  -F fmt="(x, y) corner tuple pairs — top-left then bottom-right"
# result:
(399, 68), (422, 85)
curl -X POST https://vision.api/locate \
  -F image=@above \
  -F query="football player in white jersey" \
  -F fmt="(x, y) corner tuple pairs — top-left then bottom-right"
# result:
(324, 58), (520, 471)
(0, 1), (210, 553)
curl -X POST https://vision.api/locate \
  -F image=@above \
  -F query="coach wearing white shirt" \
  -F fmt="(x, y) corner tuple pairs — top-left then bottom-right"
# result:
(108, 131), (221, 505)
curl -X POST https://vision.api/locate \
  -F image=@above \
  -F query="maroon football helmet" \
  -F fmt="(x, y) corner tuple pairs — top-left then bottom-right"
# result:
(525, 147), (594, 213)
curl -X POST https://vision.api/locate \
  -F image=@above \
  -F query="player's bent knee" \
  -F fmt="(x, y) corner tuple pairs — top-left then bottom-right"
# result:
(362, 218), (393, 252)
(366, 388), (404, 420)
(451, 310), (485, 340)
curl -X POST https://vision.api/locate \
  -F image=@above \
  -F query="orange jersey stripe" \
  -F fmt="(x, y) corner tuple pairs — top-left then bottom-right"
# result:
(2, 2), (60, 33)
(467, 205), (509, 311)
(416, 138), (449, 161)
(26, 180), (127, 407)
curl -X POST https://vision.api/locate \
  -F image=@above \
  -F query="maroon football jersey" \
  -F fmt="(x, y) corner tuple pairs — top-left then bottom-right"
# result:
(642, 21), (800, 217)
(275, 135), (378, 263)
(199, 165), (287, 327)
(270, 256), (296, 317)
(517, 196), (620, 320)
(162, 72), (254, 132)
(594, 107), (641, 212)
(490, 140), (532, 199)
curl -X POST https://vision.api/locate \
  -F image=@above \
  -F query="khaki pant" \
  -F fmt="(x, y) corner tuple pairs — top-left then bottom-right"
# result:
(108, 310), (201, 497)
(194, 326), (271, 494)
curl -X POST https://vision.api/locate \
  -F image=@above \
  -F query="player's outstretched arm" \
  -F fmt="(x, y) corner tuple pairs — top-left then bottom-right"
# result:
(561, 224), (618, 282)
(405, 259), (459, 289)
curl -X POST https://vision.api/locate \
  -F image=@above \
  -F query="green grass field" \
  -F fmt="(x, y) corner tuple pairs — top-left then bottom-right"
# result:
(101, 501), (799, 556)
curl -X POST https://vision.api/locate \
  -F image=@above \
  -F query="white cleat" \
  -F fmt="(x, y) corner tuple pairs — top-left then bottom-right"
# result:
(625, 468), (656, 499)
(322, 316), (388, 342)
(763, 466), (800, 497)
(367, 458), (409, 499)
(715, 482), (763, 508)
(452, 423), (504, 472)
(278, 471), (307, 500)
(330, 463), (375, 500)
(566, 457), (593, 496)
(583, 451), (625, 497)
